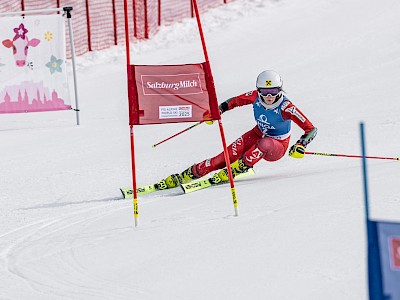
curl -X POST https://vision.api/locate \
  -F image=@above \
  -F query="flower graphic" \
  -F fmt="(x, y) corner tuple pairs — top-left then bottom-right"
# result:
(13, 23), (28, 39)
(46, 55), (63, 74)
(44, 31), (53, 42)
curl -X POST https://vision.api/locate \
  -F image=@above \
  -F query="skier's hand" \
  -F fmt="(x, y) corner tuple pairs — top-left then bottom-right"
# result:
(203, 109), (222, 125)
(219, 102), (229, 114)
(289, 144), (305, 159)
(203, 111), (214, 125)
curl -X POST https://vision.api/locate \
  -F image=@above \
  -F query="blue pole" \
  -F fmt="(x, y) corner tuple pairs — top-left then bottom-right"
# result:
(360, 122), (369, 220)
(361, 122), (384, 299)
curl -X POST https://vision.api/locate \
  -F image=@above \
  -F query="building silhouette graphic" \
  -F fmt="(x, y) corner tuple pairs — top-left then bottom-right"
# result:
(0, 81), (71, 113)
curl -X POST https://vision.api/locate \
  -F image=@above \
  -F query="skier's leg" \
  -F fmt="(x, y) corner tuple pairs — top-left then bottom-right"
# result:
(216, 136), (289, 181)
(161, 138), (246, 188)
(242, 136), (288, 166)
(193, 127), (261, 177)
(158, 127), (261, 189)
(191, 137), (244, 178)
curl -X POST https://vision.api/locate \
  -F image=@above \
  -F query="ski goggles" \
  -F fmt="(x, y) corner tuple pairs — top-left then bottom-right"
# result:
(257, 87), (281, 97)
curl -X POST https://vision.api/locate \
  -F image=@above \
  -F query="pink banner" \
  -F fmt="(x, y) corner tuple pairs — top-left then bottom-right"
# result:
(128, 63), (219, 125)
(0, 15), (71, 114)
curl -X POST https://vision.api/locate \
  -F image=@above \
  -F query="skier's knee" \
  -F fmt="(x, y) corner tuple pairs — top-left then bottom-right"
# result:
(257, 137), (275, 153)
(257, 137), (285, 161)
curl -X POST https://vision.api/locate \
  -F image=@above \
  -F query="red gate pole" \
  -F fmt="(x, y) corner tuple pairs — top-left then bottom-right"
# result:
(192, 0), (239, 216)
(144, 0), (149, 38)
(190, 0), (194, 18)
(21, 0), (25, 17)
(112, 0), (118, 45)
(124, 0), (139, 227)
(85, 0), (92, 51)
(158, 0), (161, 26)
(124, 0), (131, 64)
(133, 0), (137, 38)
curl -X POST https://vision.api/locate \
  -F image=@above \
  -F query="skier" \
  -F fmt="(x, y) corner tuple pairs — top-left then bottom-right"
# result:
(157, 70), (317, 190)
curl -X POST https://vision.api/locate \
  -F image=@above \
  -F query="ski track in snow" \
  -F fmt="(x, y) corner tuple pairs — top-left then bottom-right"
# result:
(1, 0), (400, 298)
(1, 204), (146, 299)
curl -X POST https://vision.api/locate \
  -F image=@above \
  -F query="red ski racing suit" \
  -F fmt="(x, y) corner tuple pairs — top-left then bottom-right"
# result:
(193, 90), (317, 177)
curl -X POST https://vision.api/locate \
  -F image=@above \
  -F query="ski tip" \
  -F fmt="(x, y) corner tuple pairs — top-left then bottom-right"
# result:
(120, 187), (135, 199)
(120, 188), (129, 199)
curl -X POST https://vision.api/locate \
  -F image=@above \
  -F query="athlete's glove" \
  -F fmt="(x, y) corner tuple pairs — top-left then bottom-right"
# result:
(289, 128), (318, 158)
(289, 143), (306, 159)
(219, 101), (229, 114)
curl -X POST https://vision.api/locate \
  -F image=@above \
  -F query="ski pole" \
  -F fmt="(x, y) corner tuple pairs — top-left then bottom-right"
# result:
(152, 121), (204, 148)
(305, 151), (399, 161)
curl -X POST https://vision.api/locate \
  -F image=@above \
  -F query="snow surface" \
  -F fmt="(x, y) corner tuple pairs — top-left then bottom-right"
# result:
(1, 0), (400, 299)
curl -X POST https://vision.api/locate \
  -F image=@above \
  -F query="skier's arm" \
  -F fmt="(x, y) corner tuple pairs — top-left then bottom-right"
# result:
(219, 90), (258, 113)
(281, 101), (317, 158)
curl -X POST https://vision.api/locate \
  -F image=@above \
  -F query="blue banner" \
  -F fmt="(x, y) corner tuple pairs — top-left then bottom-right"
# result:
(369, 220), (400, 300)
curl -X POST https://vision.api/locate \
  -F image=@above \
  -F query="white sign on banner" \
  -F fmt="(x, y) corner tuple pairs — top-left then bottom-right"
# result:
(0, 14), (71, 113)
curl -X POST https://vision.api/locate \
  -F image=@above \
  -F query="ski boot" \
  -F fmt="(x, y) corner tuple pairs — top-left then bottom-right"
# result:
(156, 165), (198, 190)
(209, 171), (225, 185)
(210, 157), (252, 184)
(231, 157), (252, 177)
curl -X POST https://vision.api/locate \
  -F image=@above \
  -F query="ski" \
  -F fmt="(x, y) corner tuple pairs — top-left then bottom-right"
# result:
(120, 168), (255, 199)
(180, 179), (212, 194)
(120, 184), (157, 199)
(181, 168), (255, 194)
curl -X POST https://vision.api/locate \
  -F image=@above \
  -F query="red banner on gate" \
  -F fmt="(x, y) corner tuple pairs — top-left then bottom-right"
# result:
(127, 62), (220, 125)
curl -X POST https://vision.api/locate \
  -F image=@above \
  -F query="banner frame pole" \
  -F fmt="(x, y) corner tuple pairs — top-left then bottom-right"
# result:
(192, 0), (239, 216)
(191, 0), (209, 61)
(64, 7), (80, 126)
(130, 124), (139, 227)
(124, 0), (139, 227)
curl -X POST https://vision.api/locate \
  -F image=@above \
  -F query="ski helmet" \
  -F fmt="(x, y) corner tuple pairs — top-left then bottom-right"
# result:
(256, 70), (284, 109)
